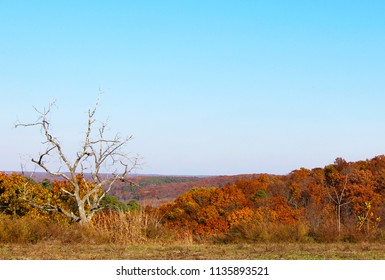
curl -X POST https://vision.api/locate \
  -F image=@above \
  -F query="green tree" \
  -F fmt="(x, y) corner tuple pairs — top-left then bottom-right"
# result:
(127, 200), (141, 212)
(100, 195), (129, 212)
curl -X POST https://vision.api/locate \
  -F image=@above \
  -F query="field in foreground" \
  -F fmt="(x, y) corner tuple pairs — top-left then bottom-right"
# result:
(1, 242), (385, 260)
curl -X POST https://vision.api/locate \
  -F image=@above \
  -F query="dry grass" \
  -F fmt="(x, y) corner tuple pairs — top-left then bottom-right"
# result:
(1, 242), (385, 260)
(90, 210), (178, 244)
(0, 211), (177, 245)
(1, 213), (385, 260)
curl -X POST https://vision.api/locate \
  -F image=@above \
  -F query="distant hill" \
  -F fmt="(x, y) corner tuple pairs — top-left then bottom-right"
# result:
(109, 174), (262, 206)
(4, 171), (262, 206)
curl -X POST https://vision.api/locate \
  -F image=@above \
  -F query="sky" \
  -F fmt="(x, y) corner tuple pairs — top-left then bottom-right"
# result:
(1, 0), (385, 176)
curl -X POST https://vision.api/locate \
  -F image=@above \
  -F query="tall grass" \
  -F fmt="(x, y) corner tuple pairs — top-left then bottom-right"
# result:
(0, 211), (176, 245)
(0, 216), (62, 243)
(90, 210), (176, 244)
(1, 213), (384, 245)
(219, 221), (311, 243)
(217, 220), (385, 244)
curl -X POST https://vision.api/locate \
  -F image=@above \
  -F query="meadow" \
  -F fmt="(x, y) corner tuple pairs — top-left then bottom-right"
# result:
(2, 242), (385, 260)
(1, 211), (385, 260)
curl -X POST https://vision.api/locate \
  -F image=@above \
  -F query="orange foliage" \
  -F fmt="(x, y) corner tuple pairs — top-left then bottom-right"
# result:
(0, 173), (67, 222)
(160, 177), (303, 236)
(160, 156), (385, 239)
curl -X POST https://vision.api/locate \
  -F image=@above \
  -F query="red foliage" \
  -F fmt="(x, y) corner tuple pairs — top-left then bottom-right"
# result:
(160, 155), (385, 238)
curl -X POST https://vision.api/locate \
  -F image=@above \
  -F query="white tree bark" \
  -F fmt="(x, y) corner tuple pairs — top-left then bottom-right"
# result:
(325, 167), (351, 236)
(16, 101), (139, 224)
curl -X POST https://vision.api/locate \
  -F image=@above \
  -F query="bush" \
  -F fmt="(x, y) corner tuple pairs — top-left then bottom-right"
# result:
(218, 221), (310, 243)
(0, 215), (61, 243)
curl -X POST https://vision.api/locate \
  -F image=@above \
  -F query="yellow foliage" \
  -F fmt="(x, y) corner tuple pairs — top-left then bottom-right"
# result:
(227, 207), (254, 227)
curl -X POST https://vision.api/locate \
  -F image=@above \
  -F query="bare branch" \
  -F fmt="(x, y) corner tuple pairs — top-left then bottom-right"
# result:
(16, 99), (139, 224)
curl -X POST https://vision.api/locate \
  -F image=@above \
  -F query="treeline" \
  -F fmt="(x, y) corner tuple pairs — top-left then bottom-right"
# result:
(159, 156), (385, 242)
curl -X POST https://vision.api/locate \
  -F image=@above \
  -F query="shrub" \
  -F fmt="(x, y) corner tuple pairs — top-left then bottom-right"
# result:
(0, 215), (61, 243)
(218, 221), (310, 243)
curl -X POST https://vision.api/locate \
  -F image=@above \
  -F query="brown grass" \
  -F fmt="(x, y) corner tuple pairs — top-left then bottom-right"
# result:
(1, 213), (385, 260)
(90, 210), (178, 244)
(0, 211), (177, 245)
(1, 242), (385, 260)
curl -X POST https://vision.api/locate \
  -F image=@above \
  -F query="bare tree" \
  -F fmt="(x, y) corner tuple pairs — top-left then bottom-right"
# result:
(15, 101), (139, 224)
(324, 158), (351, 236)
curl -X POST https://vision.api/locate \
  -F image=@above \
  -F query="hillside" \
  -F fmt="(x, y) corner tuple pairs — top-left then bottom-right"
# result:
(5, 171), (260, 206)
(109, 174), (262, 206)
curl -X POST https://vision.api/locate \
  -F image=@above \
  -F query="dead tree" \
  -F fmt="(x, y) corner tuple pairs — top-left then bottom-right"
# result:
(15, 101), (139, 224)
(324, 158), (351, 236)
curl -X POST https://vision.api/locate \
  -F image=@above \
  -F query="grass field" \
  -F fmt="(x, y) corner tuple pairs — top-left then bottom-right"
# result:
(1, 242), (385, 260)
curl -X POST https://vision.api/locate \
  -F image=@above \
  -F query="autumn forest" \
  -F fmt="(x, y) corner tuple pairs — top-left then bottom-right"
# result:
(2, 155), (385, 246)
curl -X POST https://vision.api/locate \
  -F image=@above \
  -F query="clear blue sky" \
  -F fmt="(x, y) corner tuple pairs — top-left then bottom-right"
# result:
(1, 1), (385, 175)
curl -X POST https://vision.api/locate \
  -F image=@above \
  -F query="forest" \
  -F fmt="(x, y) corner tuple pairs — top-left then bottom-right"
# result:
(159, 156), (385, 243)
(1, 155), (385, 244)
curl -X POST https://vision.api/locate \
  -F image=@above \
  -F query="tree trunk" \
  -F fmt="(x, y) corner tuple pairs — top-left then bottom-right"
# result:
(77, 201), (88, 224)
(337, 204), (341, 237)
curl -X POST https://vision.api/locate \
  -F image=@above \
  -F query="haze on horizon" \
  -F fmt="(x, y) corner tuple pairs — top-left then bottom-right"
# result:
(1, 1), (385, 176)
